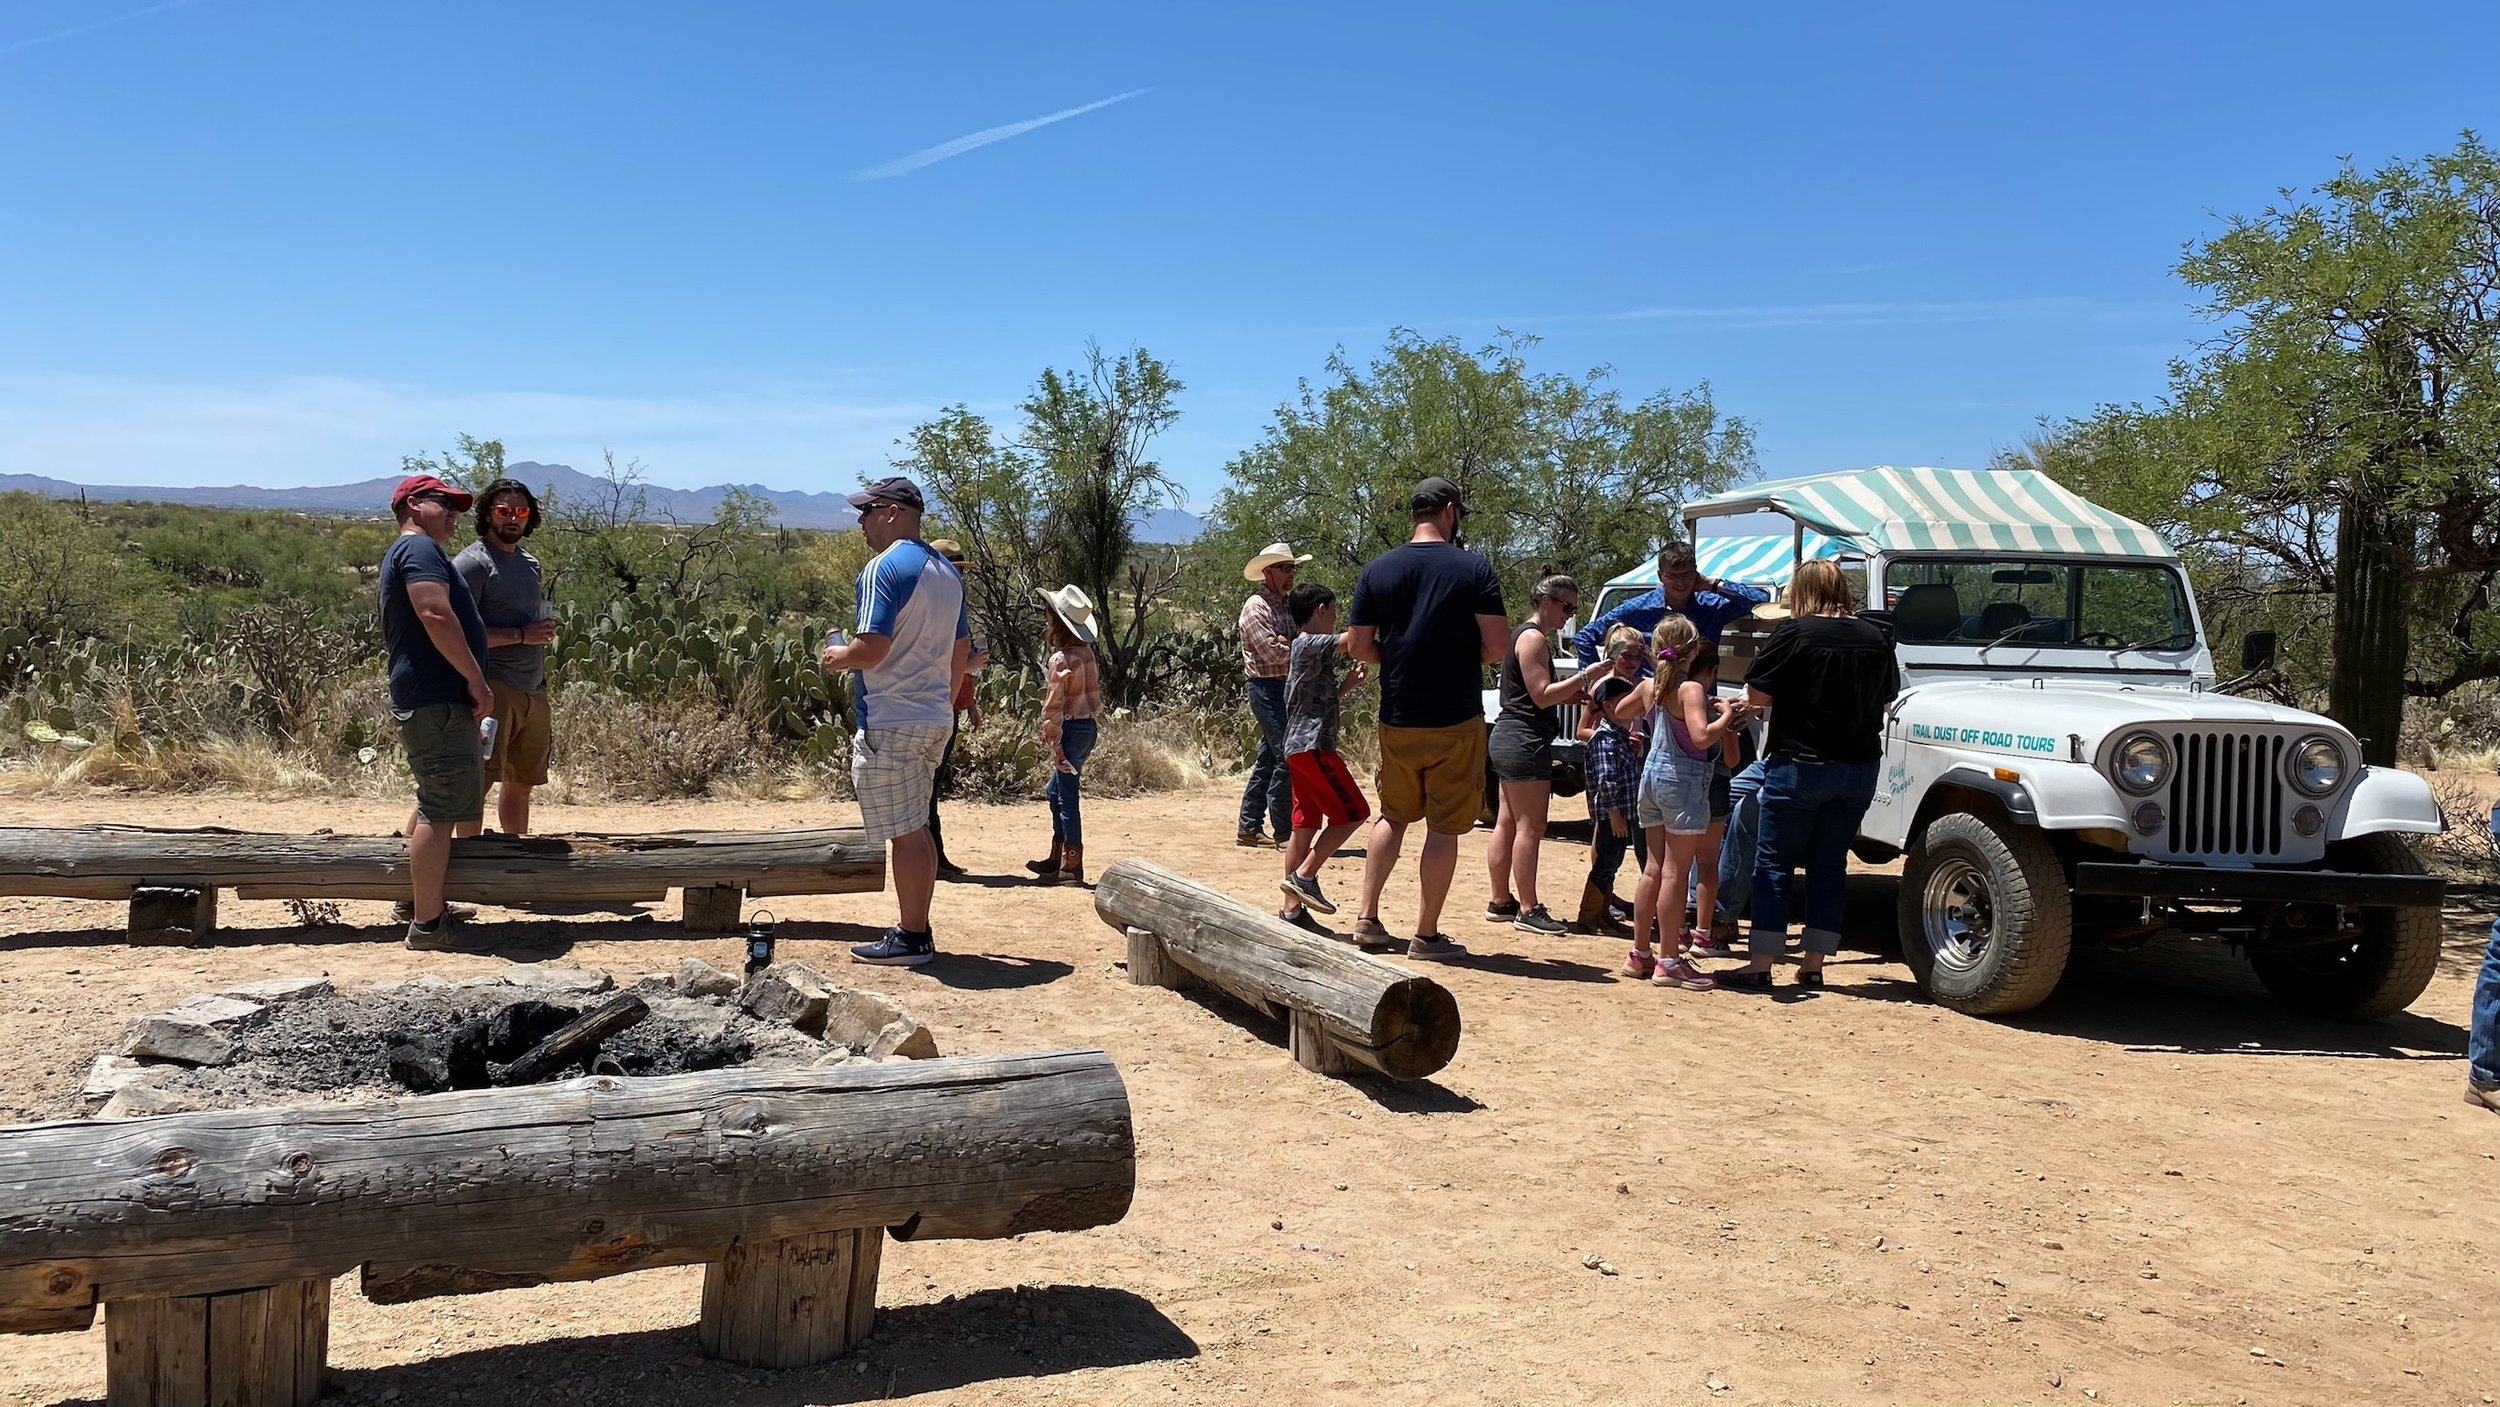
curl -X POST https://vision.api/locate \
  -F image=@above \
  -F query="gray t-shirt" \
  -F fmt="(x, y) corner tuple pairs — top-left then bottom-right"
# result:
(452, 539), (548, 693)
(1283, 632), (1344, 757)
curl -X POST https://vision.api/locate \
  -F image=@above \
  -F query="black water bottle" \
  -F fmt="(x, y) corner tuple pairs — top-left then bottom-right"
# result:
(743, 910), (777, 977)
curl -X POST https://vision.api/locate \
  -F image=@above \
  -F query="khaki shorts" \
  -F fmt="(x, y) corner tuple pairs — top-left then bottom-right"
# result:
(1376, 720), (1487, 837)
(483, 680), (552, 786)
(395, 702), (483, 825)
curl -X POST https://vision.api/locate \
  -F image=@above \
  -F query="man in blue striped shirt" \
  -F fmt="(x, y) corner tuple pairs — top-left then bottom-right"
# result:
(821, 476), (971, 967)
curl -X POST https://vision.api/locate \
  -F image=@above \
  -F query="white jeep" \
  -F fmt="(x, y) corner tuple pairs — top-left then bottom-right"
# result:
(1687, 466), (2448, 1020)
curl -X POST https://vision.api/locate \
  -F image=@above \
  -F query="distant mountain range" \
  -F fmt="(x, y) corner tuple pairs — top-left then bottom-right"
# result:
(0, 460), (1205, 540)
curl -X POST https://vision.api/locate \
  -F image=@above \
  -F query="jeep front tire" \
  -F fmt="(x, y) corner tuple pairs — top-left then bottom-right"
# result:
(2247, 832), (2442, 1021)
(1898, 810), (2073, 1016)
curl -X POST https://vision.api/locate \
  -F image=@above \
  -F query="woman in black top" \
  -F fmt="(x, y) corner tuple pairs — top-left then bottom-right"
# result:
(1728, 558), (1899, 992)
(1485, 575), (1609, 936)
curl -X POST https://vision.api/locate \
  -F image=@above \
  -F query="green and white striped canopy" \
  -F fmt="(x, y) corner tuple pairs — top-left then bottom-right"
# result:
(1685, 466), (2173, 560)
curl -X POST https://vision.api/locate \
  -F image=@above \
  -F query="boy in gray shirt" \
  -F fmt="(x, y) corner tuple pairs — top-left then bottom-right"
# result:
(452, 479), (555, 835)
(1275, 583), (1376, 939)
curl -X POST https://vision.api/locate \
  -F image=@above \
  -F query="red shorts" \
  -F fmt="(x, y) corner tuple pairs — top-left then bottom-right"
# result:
(1288, 750), (1371, 831)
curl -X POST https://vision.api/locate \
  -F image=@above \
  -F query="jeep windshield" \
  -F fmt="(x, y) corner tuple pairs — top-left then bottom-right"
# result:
(1882, 558), (2193, 651)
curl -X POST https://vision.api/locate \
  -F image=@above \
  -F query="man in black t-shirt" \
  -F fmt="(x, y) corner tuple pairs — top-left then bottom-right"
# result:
(379, 473), (495, 952)
(1341, 476), (1507, 961)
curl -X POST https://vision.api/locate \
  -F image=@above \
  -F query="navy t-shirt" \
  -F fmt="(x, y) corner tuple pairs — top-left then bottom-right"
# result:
(1348, 540), (1505, 729)
(380, 534), (489, 712)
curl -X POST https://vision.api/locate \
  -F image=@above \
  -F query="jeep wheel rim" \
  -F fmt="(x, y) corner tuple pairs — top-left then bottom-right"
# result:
(1921, 857), (1995, 974)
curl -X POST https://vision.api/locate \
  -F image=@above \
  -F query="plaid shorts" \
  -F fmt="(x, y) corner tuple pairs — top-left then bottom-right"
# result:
(851, 724), (954, 844)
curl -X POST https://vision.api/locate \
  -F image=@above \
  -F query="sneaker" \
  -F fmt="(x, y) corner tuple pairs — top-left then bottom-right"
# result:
(1512, 904), (1567, 936)
(393, 901), (477, 924)
(2465, 1080), (2498, 1114)
(1280, 872), (1338, 915)
(1719, 968), (1775, 993)
(1793, 968), (1826, 991)
(1484, 897), (1521, 923)
(1690, 923), (1735, 955)
(1278, 907), (1329, 935)
(1237, 828), (1270, 848)
(849, 926), (936, 967)
(936, 857), (969, 880)
(1606, 895), (1636, 923)
(1652, 957), (1718, 991)
(1406, 934), (1467, 962)
(404, 912), (490, 952)
(1348, 916), (1403, 953)
(1619, 948), (1658, 980)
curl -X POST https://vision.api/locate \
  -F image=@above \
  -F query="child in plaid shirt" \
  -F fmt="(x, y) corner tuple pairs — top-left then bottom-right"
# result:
(1577, 625), (1649, 932)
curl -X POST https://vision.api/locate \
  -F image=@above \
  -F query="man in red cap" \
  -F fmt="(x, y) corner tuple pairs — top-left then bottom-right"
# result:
(381, 473), (495, 950)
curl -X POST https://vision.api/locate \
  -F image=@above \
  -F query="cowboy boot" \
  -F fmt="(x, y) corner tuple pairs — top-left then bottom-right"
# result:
(1575, 878), (1618, 934)
(1024, 839), (1063, 875)
(1053, 844), (1085, 886)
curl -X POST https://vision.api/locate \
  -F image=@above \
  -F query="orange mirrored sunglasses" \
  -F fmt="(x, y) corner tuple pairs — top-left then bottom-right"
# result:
(491, 503), (533, 520)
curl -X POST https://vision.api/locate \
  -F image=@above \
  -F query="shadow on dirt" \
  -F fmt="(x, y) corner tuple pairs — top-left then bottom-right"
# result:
(45, 1283), (1197, 1407)
(1840, 872), (2469, 1059)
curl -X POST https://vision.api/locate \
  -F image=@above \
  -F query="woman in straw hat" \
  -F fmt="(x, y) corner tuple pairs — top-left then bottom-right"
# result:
(1236, 542), (1312, 847)
(1025, 585), (1103, 885)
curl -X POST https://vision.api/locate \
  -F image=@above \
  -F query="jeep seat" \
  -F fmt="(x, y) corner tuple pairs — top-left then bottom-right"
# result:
(1975, 600), (2034, 641)
(1892, 583), (1963, 642)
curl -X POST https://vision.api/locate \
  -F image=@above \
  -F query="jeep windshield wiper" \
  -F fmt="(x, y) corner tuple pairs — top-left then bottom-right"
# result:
(2114, 631), (2196, 652)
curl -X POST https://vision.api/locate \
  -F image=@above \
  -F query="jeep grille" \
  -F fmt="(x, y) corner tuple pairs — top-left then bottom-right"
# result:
(1555, 699), (1581, 744)
(2166, 731), (2285, 858)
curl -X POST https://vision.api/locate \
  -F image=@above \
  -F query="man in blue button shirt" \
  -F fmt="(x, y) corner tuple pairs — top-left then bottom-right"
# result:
(1571, 539), (1772, 665)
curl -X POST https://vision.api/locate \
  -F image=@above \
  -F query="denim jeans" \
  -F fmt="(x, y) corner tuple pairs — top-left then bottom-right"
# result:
(2472, 803), (2500, 1086)
(928, 719), (960, 862)
(1589, 812), (1648, 896)
(1716, 760), (1765, 922)
(1240, 676), (1292, 837)
(1048, 718), (1099, 846)
(1749, 756), (1879, 956)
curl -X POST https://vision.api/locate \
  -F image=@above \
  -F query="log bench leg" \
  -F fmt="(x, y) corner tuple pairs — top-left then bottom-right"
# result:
(129, 887), (217, 947)
(1124, 926), (1195, 990)
(682, 884), (743, 934)
(699, 1226), (883, 1369)
(106, 1278), (329, 1407)
(1289, 1009), (1361, 1077)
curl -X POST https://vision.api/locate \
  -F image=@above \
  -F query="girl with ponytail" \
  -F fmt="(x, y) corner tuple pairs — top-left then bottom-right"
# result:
(1603, 613), (1753, 988)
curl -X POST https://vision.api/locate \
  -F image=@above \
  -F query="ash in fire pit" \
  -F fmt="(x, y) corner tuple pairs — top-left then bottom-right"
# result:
(72, 960), (940, 1117)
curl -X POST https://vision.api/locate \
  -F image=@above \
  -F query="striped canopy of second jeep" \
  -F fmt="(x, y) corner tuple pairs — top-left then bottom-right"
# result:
(1685, 466), (2174, 559)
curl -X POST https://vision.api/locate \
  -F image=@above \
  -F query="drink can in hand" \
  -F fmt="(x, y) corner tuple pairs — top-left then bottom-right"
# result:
(480, 716), (499, 759)
(824, 627), (846, 650)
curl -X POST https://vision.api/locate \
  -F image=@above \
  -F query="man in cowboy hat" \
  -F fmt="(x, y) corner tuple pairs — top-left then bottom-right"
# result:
(1235, 541), (1311, 847)
(822, 476), (971, 966)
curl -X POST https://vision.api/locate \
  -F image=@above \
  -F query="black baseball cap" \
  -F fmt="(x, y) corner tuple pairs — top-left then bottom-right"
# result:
(1410, 475), (1466, 517)
(846, 476), (925, 512)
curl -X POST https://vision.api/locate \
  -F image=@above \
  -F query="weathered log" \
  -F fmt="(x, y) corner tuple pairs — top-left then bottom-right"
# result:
(129, 886), (217, 946)
(0, 825), (883, 904)
(0, 1051), (1134, 1319)
(681, 883), (743, 933)
(495, 993), (648, 1085)
(106, 1278), (328, 1407)
(1094, 859), (1462, 1081)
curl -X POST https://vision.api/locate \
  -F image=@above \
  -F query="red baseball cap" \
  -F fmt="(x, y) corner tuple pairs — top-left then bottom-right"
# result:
(391, 474), (474, 510)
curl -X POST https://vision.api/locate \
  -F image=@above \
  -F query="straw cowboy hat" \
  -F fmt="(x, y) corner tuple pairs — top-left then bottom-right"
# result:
(1036, 584), (1098, 644)
(1242, 542), (1313, 581)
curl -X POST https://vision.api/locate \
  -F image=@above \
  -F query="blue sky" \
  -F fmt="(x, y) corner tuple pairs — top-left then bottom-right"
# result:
(1, 1), (2492, 510)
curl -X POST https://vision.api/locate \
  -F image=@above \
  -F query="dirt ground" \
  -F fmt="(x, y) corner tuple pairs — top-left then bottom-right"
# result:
(2, 783), (2495, 1407)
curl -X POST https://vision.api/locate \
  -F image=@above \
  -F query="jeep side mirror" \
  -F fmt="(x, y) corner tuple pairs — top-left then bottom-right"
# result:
(2240, 630), (2277, 672)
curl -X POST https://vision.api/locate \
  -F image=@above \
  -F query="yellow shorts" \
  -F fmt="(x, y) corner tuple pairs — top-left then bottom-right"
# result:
(1375, 720), (1486, 837)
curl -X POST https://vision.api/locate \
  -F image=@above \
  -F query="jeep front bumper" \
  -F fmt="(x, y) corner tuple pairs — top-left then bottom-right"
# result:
(2073, 862), (2445, 909)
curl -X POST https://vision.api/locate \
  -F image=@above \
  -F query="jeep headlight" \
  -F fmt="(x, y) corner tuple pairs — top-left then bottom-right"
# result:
(2113, 732), (2170, 794)
(2290, 736), (2345, 796)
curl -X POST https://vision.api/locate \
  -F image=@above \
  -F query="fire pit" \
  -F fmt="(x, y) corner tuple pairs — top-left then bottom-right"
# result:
(2, 961), (1136, 1407)
(77, 959), (942, 1118)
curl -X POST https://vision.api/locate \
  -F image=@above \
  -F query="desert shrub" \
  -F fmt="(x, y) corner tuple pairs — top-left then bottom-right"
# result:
(548, 682), (762, 800)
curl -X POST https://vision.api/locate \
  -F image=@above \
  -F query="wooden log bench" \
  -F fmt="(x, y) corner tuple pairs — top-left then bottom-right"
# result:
(0, 824), (885, 941)
(1093, 859), (1462, 1081)
(0, 1050), (1135, 1405)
